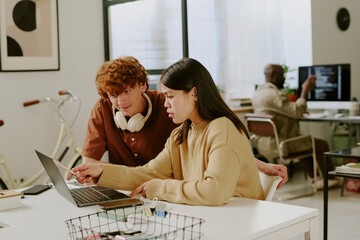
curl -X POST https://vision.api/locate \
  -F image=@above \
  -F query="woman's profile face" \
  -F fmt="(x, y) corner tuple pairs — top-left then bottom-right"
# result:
(161, 84), (201, 124)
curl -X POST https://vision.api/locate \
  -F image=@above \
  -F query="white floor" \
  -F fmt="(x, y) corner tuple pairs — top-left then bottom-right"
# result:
(273, 169), (360, 240)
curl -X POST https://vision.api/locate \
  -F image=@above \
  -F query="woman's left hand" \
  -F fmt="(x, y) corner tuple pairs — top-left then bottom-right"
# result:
(263, 163), (288, 188)
(130, 181), (150, 198)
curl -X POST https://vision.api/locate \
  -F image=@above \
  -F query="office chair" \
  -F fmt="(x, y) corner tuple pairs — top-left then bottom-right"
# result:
(258, 170), (282, 201)
(245, 113), (321, 200)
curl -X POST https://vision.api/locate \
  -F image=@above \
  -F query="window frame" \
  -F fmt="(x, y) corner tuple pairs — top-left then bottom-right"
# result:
(102, 0), (189, 76)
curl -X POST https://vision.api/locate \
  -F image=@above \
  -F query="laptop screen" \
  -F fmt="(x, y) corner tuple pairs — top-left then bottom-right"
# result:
(35, 150), (130, 207)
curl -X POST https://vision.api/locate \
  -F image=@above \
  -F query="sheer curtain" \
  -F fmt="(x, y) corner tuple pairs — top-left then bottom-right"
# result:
(108, 0), (182, 70)
(107, 0), (311, 95)
(188, 0), (285, 99)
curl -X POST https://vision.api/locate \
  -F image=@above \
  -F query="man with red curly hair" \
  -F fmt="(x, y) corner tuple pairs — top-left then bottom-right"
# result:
(82, 56), (177, 166)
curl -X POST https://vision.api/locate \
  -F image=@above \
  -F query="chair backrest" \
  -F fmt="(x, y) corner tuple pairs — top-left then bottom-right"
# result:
(244, 113), (277, 137)
(258, 170), (282, 201)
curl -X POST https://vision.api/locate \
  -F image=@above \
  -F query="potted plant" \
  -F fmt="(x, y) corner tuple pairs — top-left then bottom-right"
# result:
(282, 64), (298, 101)
(285, 88), (298, 101)
(216, 85), (225, 100)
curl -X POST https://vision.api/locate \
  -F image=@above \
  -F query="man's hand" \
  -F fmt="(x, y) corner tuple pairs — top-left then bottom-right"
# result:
(301, 75), (316, 99)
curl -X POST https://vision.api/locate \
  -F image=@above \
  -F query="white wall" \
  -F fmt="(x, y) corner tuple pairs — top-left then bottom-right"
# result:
(311, 0), (360, 99)
(301, 0), (360, 145)
(280, 0), (312, 89)
(0, 1), (103, 185)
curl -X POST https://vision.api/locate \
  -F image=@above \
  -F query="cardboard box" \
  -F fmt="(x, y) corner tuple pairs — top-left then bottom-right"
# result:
(0, 190), (22, 211)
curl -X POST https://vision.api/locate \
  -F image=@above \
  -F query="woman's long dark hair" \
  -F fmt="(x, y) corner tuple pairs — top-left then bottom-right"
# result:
(160, 58), (249, 144)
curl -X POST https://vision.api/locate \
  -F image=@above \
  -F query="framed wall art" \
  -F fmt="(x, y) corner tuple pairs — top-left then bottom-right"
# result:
(0, 0), (59, 71)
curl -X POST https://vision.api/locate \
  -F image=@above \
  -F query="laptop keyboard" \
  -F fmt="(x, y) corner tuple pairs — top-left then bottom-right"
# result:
(71, 187), (111, 204)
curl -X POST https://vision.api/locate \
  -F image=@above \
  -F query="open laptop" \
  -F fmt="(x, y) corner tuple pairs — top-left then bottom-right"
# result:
(35, 150), (130, 207)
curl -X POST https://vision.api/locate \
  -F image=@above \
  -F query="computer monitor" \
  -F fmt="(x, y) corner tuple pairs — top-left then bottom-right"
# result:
(298, 63), (351, 109)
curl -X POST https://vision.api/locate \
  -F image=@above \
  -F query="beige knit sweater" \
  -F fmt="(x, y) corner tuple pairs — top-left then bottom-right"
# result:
(97, 117), (264, 205)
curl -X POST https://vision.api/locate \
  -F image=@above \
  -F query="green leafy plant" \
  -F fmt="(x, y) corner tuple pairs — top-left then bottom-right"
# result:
(285, 88), (298, 95)
(216, 85), (225, 93)
(282, 64), (298, 101)
(282, 64), (297, 94)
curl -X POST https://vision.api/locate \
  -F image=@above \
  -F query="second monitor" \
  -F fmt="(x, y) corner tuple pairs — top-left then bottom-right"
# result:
(298, 63), (351, 109)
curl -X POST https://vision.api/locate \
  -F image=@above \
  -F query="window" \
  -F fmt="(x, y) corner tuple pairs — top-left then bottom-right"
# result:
(103, 0), (184, 89)
(104, 0), (311, 98)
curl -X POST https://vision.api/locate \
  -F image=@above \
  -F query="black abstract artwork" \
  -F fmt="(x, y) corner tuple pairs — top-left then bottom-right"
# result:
(8, 1), (36, 56)
(0, 0), (59, 71)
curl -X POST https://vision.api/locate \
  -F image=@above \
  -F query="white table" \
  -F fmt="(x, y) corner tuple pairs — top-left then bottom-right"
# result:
(300, 115), (360, 147)
(166, 199), (319, 240)
(0, 188), (319, 239)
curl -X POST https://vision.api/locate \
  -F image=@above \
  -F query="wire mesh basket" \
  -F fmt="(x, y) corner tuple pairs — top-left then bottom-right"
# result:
(65, 205), (205, 239)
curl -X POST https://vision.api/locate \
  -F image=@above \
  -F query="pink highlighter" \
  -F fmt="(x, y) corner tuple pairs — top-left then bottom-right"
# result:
(52, 159), (76, 175)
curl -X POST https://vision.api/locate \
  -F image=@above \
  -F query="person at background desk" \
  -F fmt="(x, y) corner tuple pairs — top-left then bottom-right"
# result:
(82, 56), (288, 186)
(71, 58), (288, 205)
(252, 63), (334, 179)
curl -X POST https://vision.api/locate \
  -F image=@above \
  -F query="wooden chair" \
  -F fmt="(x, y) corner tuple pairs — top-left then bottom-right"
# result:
(245, 113), (321, 199)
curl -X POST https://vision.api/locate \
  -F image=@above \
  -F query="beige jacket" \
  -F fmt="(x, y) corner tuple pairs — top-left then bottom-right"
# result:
(97, 117), (264, 206)
(251, 82), (312, 160)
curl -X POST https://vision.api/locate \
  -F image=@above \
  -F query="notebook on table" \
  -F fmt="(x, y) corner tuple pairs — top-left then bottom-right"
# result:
(35, 150), (130, 207)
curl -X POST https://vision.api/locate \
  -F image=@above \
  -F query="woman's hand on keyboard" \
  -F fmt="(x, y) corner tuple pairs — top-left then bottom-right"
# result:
(130, 181), (150, 198)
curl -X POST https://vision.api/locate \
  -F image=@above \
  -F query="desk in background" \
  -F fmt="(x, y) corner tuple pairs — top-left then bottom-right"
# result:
(300, 115), (360, 148)
(231, 106), (253, 114)
(323, 147), (360, 240)
(0, 188), (319, 240)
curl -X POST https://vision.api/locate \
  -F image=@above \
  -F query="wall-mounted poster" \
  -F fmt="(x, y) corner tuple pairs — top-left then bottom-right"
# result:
(0, 0), (59, 71)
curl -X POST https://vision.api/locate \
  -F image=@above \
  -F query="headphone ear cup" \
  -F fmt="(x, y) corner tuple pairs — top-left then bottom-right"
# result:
(114, 111), (128, 130)
(127, 113), (145, 132)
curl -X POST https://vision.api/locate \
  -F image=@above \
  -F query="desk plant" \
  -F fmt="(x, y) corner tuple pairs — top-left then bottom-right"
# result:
(282, 64), (297, 101)
(216, 84), (225, 100)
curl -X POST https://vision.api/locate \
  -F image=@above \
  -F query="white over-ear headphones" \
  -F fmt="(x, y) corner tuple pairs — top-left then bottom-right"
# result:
(113, 92), (152, 132)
